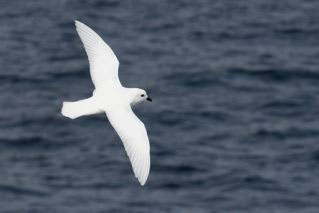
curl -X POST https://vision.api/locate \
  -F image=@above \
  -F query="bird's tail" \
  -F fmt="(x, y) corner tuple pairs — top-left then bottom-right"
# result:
(61, 97), (101, 119)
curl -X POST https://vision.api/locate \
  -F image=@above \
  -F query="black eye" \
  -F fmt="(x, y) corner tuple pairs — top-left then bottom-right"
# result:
(141, 94), (145, 97)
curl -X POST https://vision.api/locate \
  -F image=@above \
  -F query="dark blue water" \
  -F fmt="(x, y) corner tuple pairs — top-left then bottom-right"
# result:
(0, 1), (318, 212)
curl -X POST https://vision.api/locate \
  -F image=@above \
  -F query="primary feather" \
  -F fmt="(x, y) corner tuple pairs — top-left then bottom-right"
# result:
(106, 108), (150, 185)
(75, 20), (121, 88)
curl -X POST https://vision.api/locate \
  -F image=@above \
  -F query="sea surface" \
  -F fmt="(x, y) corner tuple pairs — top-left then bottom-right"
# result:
(0, 0), (318, 212)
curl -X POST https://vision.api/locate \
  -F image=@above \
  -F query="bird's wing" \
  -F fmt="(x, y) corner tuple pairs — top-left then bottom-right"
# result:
(75, 20), (120, 88)
(106, 107), (150, 185)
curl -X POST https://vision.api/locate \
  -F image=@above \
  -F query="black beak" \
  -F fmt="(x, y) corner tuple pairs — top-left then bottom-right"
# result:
(146, 96), (152, 102)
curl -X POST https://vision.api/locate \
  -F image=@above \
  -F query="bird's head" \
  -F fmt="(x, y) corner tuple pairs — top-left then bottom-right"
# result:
(130, 88), (152, 105)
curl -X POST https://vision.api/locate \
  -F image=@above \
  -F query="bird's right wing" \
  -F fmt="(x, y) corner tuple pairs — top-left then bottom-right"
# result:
(75, 20), (120, 88)
(106, 107), (150, 185)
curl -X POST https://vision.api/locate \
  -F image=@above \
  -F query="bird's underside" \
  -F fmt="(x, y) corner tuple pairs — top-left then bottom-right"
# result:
(61, 20), (151, 186)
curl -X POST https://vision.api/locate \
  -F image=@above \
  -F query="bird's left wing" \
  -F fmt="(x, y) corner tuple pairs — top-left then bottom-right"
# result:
(75, 20), (120, 88)
(106, 107), (150, 185)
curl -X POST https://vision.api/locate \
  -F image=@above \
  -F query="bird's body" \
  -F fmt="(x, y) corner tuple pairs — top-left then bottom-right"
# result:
(61, 21), (152, 185)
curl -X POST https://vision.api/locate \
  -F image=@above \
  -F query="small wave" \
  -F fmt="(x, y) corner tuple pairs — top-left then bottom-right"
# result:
(0, 184), (49, 197)
(228, 68), (319, 82)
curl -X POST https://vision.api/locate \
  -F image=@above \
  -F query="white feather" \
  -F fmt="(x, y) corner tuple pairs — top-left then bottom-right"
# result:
(106, 107), (150, 185)
(75, 20), (120, 88)
(61, 97), (101, 119)
(61, 21), (151, 185)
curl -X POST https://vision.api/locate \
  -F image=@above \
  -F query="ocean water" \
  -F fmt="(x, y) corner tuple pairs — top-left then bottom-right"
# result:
(0, 0), (318, 212)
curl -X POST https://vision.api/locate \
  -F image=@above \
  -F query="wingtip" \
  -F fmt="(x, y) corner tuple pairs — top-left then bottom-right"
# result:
(138, 175), (148, 186)
(139, 179), (146, 186)
(75, 20), (87, 28)
(134, 156), (150, 186)
(74, 20), (81, 26)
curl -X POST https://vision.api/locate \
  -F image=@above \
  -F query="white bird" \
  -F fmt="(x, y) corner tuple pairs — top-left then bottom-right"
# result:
(61, 20), (152, 185)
